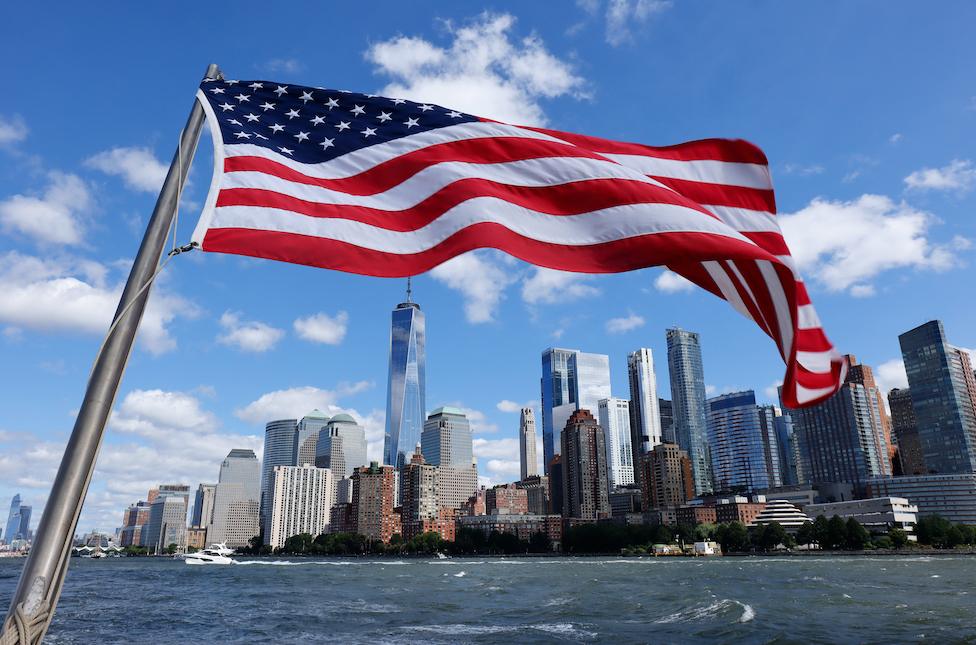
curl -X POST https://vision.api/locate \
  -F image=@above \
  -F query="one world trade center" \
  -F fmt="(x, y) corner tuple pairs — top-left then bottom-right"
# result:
(383, 281), (426, 468)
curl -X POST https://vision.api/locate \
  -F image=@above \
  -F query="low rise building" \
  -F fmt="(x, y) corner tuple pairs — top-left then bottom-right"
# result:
(516, 476), (551, 515)
(609, 486), (642, 517)
(748, 499), (812, 533)
(486, 483), (528, 515)
(805, 497), (918, 537)
(715, 496), (767, 525)
(186, 527), (207, 550)
(868, 474), (976, 525)
(675, 504), (717, 526)
(456, 513), (562, 546)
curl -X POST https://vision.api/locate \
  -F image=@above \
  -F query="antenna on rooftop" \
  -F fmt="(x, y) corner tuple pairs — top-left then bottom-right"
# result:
(406, 276), (412, 303)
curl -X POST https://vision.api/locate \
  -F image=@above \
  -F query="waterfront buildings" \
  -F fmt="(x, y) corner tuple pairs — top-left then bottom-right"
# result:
(486, 483), (528, 515)
(640, 443), (694, 512)
(4, 495), (25, 544)
(351, 462), (399, 543)
(757, 406), (784, 488)
(868, 474), (976, 525)
(268, 464), (335, 549)
(676, 504), (717, 526)
(888, 388), (925, 475)
(706, 391), (770, 492)
(666, 328), (713, 495)
(772, 412), (802, 486)
(186, 527), (207, 550)
(516, 475), (551, 515)
(748, 499), (812, 532)
(715, 496), (767, 525)
(899, 320), (976, 474)
(261, 418), (298, 537)
(519, 407), (538, 481)
(143, 495), (188, 553)
(211, 449), (261, 548)
(118, 501), (151, 547)
(560, 409), (611, 521)
(456, 513), (562, 546)
(627, 348), (663, 474)
(540, 348), (611, 474)
(598, 397), (635, 487)
(786, 360), (892, 495)
(421, 406), (479, 511)
(659, 398), (675, 445)
(191, 483), (216, 535)
(315, 413), (368, 481)
(805, 497), (918, 537)
(845, 356), (897, 472)
(296, 410), (331, 468)
(400, 450), (440, 540)
(384, 295), (426, 469)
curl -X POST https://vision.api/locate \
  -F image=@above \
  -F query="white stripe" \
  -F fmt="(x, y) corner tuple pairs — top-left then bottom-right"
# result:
(705, 205), (778, 232)
(702, 261), (754, 322)
(756, 260), (794, 357)
(797, 305), (821, 330)
(222, 122), (571, 179)
(794, 382), (839, 405)
(222, 155), (679, 209)
(208, 201), (759, 254)
(193, 89), (226, 245)
(724, 260), (773, 335)
(796, 350), (835, 374)
(603, 154), (772, 190)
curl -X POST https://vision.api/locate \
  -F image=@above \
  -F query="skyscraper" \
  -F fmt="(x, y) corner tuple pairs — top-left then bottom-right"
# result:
(659, 398), (675, 444)
(191, 483), (216, 533)
(143, 496), (188, 554)
(295, 410), (331, 467)
(757, 406), (784, 488)
(260, 418), (298, 537)
(640, 443), (694, 511)
(598, 397), (635, 487)
(211, 449), (261, 548)
(706, 391), (770, 492)
(4, 495), (22, 544)
(422, 407), (479, 510)
(384, 290), (426, 469)
(519, 407), (538, 481)
(560, 409), (611, 520)
(899, 321), (976, 474)
(888, 388), (925, 475)
(16, 506), (31, 542)
(315, 413), (368, 480)
(400, 450), (439, 541)
(666, 327), (713, 495)
(268, 464), (335, 549)
(627, 349), (663, 475)
(845, 355), (897, 473)
(540, 348), (611, 473)
(351, 462), (399, 543)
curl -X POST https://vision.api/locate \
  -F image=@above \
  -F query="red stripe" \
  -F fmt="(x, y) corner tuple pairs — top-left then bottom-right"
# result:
(741, 231), (791, 256)
(796, 327), (834, 353)
(731, 260), (785, 350)
(201, 227), (779, 278)
(215, 177), (718, 231)
(524, 128), (769, 164)
(651, 176), (777, 213)
(224, 136), (620, 196)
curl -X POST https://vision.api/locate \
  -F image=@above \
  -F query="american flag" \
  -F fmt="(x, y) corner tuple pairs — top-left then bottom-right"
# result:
(191, 77), (846, 408)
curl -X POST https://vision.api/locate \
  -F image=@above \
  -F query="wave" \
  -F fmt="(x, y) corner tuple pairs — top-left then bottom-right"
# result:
(402, 623), (597, 638)
(655, 599), (755, 625)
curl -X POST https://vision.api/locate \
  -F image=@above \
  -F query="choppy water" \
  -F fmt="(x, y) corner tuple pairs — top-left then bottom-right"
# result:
(1, 555), (974, 643)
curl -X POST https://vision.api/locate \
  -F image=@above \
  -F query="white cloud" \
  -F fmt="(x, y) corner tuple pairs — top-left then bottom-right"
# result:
(442, 402), (499, 434)
(605, 312), (645, 334)
(496, 399), (537, 413)
(779, 194), (965, 295)
(473, 435), (523, 485)
(0, 172), (90, 245)
(261, 58), (304, 74)
(0, 114), (28, 146)
(473, 436), (519, 461)
(85, 147), (169, 194)
(521, 267), (600, 305)
(783, 163), (824, 176)
(849, 284), (876, 298)
(603, 0), (672, 46)
(293, 311), (348, 345)
(365, 12), (586, 125)
(234, 382), (373, 424)
(904, 159), (976, 193)
(0, 251), (194, 354)
(889, 133), (903, 145)
(875, 358), (908, 396)
(654, 269), (694, 293)
(430, 251), (515, 323)
(763, 380), (783, 403)
(217, 311), (285, 353)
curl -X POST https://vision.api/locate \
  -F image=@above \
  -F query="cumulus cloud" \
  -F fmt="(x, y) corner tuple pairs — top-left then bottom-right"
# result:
(293, 311), (348, 345)
(521, 267), (600, 305)
(605, 312), (645, 334)
(217, 311), (285, 353)
(779, 194), (966, 295)
(496, 399), (537, 413)
(441, 402), (499, 434)
(366, 12), (586, 125)
(0, 251), (195, 354)
(430, 251), (516, 323)
(260, 58), (304, 74)
(763, 381), (784, 403)
(0, 114), (28, 146)
(904, 159), (976, 193)
(889, 133), (903, 145)
(654, 269), (694, 293)
(577, 0), (672, 46)
(0, 172), (91, 245)
(875, 358), (909, 396)
(473, 436), (522, 484)
(85, 146), (169, 193)
(234, 382), (373, 424)
(783, 163), (824, 176)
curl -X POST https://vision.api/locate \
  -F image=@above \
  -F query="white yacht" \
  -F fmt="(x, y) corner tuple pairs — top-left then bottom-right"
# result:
(182, 542), (236, 565)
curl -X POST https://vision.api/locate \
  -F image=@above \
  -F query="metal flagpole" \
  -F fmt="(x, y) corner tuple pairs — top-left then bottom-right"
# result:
(0, 63), (221, 645)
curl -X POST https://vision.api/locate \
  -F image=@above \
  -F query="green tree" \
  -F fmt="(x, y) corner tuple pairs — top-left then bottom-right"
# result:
(812, 515), (830, 548)
(164, 543), (178, 555)
(715, 522), (750, 553)
(888, 527), (909, 548)
(945, 525), (964, 548)
(825, 516), (847, 550)
(282, 532), (314, 554)
(957, 524), (976, 546)
(845, 518), (870, 550)
(528, 531), (552, 553)
(795, 522), (815, 548)
(916, 515), (953, 547)
(753, 522), (787, 552)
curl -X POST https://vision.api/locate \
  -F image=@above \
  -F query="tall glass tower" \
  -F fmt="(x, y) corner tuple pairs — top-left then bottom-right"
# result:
(706, 391), (770, 492)
(666, 328), (713, 495)
(627, 348), (663, 480)
(384, 283), (427, 469)
(4, 494), (22, 544)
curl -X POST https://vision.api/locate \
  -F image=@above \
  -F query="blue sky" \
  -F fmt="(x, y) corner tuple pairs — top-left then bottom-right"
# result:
(1, 1), (974, 532)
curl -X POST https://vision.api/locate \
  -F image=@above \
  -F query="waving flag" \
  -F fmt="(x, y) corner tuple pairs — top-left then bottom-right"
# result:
(191, 78), (846, 408)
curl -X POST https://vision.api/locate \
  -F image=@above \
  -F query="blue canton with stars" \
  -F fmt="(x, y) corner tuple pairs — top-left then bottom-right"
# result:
(200, 78), (480, 165)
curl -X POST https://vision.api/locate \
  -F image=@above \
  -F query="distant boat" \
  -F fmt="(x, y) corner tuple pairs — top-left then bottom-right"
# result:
(435, 552), (448, 560)
(181, 542), (236, 565)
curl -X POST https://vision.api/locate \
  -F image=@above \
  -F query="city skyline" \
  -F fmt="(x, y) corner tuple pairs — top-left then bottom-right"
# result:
(2, 4), (975, 534)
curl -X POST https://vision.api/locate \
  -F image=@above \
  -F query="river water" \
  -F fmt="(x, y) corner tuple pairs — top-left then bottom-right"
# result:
(1, 555), (973, 643)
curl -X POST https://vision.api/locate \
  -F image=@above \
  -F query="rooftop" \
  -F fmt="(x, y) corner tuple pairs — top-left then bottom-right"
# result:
(428, 406), (467, 418)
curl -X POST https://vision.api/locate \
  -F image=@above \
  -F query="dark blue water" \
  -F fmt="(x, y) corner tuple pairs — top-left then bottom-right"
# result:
(1, 555), (973, 643)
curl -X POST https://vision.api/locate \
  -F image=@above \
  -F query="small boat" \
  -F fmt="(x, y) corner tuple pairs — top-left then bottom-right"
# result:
(182, 542), (236, 565)
(435, 552), (448, 560)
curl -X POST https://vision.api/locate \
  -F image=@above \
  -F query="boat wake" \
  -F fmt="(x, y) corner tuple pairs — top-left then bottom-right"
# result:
(655, 599), (755, 624)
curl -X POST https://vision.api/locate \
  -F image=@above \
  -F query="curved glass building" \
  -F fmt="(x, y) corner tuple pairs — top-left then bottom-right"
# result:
(384, 299), (426, 469)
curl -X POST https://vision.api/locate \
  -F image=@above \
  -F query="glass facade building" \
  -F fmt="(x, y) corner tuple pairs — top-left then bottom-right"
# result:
(384, 301), (426, 469)
(260, 419), (298, 538)
(598, 397), (635, 487)
(295, 410), (330, 467)
(540, 348), (611, 474)
(4, 494), (22, 544)
(666, 328), (713, 495)
(899, 320), (976, 474)
(757, 405), (784, 488)
(706, 391), (770, 492)
(627, 349), (663, 476)
(315, 413), (368, 480)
